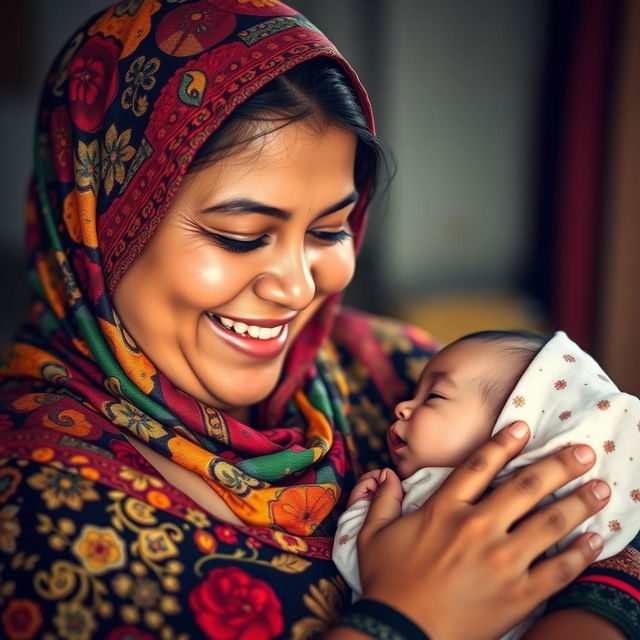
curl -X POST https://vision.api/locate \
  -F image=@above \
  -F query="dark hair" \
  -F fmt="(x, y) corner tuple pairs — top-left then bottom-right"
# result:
(188, 57), (392, 200)
(453, 330), (548, 419)
(455, 329), (548, 354)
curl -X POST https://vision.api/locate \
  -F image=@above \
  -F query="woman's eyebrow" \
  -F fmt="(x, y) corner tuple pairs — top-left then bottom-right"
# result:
(201, 191), (359, 220)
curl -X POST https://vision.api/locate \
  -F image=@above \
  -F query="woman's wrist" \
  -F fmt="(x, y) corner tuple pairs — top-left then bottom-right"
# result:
(337, 599), (431, 640)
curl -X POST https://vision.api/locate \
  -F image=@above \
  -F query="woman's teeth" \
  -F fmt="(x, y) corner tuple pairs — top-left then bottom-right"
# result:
(211, 314), (283, 340)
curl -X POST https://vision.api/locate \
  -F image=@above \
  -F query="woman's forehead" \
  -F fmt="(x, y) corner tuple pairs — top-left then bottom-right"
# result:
(176, 121), (358, 210)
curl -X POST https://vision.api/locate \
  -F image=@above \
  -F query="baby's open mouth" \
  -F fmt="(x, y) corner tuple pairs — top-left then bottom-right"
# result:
(388, 425), (406, 452)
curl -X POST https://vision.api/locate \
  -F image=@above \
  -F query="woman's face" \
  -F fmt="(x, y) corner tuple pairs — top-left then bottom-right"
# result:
(113, 118), (358, 420)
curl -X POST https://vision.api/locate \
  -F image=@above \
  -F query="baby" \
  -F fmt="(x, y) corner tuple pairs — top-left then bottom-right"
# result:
(333, 329), (640, 639)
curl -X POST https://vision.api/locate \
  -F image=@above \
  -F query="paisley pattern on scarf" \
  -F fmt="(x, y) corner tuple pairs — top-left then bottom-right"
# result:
(0, 0), (373, 537)
(0, 0), (638, 637)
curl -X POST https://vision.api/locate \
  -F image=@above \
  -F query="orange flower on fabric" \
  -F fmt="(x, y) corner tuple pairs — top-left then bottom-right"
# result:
(88, 0), (162, 58)
(270, 486), (335, 536)
(194, 530), (217, 554)
(72, 525), (126, 575)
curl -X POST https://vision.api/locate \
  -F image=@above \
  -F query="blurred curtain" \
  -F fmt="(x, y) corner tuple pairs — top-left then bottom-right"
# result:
(599, 0), (640, 395)
(530, 0), (639, 393)
(553, 0), (618, 352)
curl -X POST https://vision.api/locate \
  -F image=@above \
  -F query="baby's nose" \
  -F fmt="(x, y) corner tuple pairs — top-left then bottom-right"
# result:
(394, 401), (412, 421)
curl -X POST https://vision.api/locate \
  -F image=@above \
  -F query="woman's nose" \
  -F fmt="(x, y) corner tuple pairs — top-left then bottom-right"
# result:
(395, 400), (413, 421)
(253, 247), (316, 310)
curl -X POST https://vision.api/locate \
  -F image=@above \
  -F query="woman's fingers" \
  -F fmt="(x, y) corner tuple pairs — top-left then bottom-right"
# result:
(434, 421), (530, 505)
(511, 479), (610, 559)
(480, 444), (597, 527)
(527, 531), (604, 598)
(357, 468), (403, 542)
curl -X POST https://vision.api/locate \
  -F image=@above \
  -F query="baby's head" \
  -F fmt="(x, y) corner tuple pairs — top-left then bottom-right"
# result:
(388, 330), (546, 478)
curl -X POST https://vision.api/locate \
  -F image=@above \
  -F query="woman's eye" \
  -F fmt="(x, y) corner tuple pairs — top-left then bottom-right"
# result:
(310, 229), (352, 243)
(208, 233), (270, 253)
(425, 393), (445, 402)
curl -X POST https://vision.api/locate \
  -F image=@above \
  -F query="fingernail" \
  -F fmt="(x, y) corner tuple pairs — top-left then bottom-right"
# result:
(588, 533), (604, 552)
(509, 422), (529, 438)
(573, 445), (595, 464)
(591, 480), (610, 501)
(380, 468), (388, 483)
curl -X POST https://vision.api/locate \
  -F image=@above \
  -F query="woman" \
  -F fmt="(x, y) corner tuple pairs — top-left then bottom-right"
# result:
(0, 1), (636, 638)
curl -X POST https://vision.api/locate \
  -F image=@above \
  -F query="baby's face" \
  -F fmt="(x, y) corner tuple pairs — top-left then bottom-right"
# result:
(388, 338), (526, 478)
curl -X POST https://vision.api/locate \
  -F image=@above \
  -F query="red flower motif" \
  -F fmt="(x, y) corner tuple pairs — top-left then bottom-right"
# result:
(559, 411), (572, 421)
(189, 566), (284, 640)
(1, 598), (43, 640)
(68, 36), (121, 132)
(106, 626), (156, 640)
(597, 400), (611, 411)
(247, 538), (262, 549)
(214, 525), (238, 545)
(110, 440), (157, 477)
(71, 251), (105, 306)
(156, 2), (236, 56)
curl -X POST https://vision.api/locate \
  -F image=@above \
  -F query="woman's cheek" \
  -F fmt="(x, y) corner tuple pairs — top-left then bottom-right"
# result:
(181, 248), (252, 303)
(314, 241), (356, 294)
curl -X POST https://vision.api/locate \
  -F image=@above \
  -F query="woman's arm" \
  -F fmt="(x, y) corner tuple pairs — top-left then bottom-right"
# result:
(523, 608), (625, 639)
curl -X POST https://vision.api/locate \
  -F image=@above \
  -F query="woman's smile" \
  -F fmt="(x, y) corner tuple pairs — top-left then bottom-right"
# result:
(113, 119), (357, 419)
(205, 312), (291, 359)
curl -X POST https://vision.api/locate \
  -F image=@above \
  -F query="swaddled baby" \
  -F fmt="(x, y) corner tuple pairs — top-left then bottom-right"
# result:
(333, 330), (640, 640)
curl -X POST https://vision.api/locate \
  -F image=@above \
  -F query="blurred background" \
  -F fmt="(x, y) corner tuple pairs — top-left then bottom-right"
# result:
(0, 0), (637, 393)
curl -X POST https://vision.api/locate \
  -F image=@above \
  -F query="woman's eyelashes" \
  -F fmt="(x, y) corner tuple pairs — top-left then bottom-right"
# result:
(209, 233), (270, 253)
(425, 392), (445, 403)
(206, 228), (353, 253)
(310, 229), (352, 243)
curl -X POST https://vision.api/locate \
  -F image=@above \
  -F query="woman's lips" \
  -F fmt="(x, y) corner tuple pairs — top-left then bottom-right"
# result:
(205, 312), (290, 359)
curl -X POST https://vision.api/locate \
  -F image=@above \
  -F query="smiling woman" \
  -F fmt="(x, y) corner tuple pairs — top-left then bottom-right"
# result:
(0, 1), (637, 639)
(113, 121), (358, 420)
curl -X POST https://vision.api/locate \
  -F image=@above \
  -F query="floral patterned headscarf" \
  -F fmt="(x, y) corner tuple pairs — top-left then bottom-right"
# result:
(0, 0), (373, 536)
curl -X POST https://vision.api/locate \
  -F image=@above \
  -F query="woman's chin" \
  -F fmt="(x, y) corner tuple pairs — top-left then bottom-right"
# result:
(197, 371), (281, 418)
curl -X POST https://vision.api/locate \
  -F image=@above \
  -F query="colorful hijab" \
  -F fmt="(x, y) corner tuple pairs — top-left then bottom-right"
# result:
(0, 0), (373, 536)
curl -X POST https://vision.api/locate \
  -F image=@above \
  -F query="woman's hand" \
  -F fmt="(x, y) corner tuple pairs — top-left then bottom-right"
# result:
(356, 421), (610, 640)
